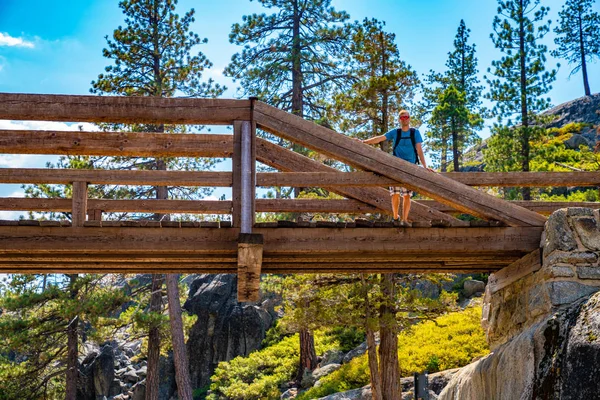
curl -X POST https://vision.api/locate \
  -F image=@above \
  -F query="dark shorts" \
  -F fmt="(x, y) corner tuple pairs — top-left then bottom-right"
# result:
(389, 187), (413, 197)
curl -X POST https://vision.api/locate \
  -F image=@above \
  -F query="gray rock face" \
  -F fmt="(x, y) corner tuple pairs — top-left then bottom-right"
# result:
(93, 345), (115, 396)
(316, 385), (373, 400)
(321, 350), (345, 367)
(312, 363), (342, 381)
(462, 280), (485, 298)
(342, 341), (368, 364)
(440, 290), (600, 400)
(543, 93), (600, 128)
(184, 274), (275, 389)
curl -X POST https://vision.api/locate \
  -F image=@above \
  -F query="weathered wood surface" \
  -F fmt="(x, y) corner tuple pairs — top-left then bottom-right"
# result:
(0, 93), (251, 124)
(0, 130), (233, 157)
(3, 166), (600, 189)
(417, 200), (600, 216)
(237, 233), (263, 302)
(487, 249), (542, 294)
(0, 226), (542, 273)
(71, 182), (88, 227)
(0, 168), (233, 186)
(254, 101), (547, 227)
(255, 138), (468, 226)
(445, 171), (600, 187)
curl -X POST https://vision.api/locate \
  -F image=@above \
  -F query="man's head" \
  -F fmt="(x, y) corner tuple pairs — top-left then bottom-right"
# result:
(398, 110), (410, 128)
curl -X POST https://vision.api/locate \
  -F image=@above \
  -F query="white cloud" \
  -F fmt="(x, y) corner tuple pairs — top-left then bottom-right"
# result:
(0, 32), (35, 48)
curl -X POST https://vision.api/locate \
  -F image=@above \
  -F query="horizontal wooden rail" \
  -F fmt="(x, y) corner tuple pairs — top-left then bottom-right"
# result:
(2, 168), (600, 188)
(0, 197), (593, 216)
(0, 93), (251, 124)
(444, 171), (600, 187)
(417, 200), (600, 216)
(0, 198), (379, 214)
(0, 130), (233, 158)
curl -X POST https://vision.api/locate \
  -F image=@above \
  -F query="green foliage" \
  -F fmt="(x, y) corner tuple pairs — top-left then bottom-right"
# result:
(208, 331), (342, 400)
(418, 20), (484, 171)
(297, 307), (489, 399)
(552, 0), (600, 94)
(225, 0), (351, 119)
(329, 18), (419, 140)
(0, 274), (129, 399)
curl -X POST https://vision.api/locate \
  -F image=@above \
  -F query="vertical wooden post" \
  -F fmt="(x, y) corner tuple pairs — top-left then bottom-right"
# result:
(232, 119), (256, 231)
(72, 181), (88, 227)
(87, 209), (102, 221)
(237, 233), (263, 302)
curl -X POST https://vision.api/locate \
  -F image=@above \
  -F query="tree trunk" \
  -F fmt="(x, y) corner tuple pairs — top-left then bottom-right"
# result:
(291, 0), (302, 117)
(452, 122), (460, 172)
(65, 274), (79, 400)
(166, 274), (193, 400)
(578, 11), (591, 96)
(298, 327), (318, 381)
(379, 274), (401, 400)
(146, 274), (164, 400)
(518, 0), (531, 200)
(362, 275), (383, 400)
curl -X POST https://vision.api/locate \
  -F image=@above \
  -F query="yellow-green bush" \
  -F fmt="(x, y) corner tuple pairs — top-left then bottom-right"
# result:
(298, 307), (489, 400)
(207, 331), (342, 400)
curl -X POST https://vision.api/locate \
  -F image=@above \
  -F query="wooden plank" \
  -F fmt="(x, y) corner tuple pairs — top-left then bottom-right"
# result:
(0, 226), (542, 255)
(257, 172), (397, 187)
(444, 171), (600, 187)
(237, 233), (263, 302)
(254, 101), (547, 227)
(255, 137), (468, 227)
(257, 199), (380, 213)
(232, 121), (243, 227)
(0, 93), (251, 124)
(417, 200), (600, 216)
(239, 121), (255, 233)
(0, 130), (233, 158)
(487, 249), (542, 294)
(71, 181), (87, 227)
(0, 168), (232, 186)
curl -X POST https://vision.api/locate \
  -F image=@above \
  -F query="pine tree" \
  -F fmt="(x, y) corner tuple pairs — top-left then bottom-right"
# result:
(552, 0), (600, 96)
(417, 20), (483, 171)
(486, 0), (557, 200)
(431, 85), (482, 171)
(329, 18), (419, 152)
(89, 1), (224, 397)
(0, 274), (128, 399)
(225, 0), (352, 119)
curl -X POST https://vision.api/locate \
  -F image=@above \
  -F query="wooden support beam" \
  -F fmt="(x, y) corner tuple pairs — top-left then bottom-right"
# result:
(487, 249), (542, 294)
(240, 121), (255, 233)
(0, 130), (233, 158)
(0, 93), (251, 124)
(71, 181), (87, 227)
(255, 138), (468, 226)
(417, 200), (600, 216)
(237, 233), (263, 302)
(444, 171), (600, 187)
(232, 122), (242, 227)
(254, 101), (547, 227)
(0, 168), (233, 186)
(0, 226), (541, 273)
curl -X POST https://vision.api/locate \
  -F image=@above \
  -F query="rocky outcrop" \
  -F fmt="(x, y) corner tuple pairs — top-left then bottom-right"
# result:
(440, 291), (600, 400)
(440, 208), (600, 399)
(543, 93), (600, 128)
(184, 274), (275, 389)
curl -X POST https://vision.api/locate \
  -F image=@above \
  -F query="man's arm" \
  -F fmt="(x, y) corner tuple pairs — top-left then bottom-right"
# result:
(416, 143), (434, 171)
(361, 135), (387, 145)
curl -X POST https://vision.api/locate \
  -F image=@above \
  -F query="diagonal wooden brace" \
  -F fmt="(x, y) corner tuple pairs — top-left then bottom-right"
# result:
(237, 233), (264, 302)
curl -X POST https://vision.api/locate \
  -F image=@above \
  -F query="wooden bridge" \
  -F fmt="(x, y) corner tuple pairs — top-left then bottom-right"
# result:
(1, 93), (598, 299)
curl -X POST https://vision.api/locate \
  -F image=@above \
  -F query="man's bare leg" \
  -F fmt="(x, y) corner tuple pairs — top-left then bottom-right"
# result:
(402, 194), (411, 222)
(391, 194), (400, 220)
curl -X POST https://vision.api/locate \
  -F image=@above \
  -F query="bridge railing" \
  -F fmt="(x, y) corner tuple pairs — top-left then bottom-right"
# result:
(1, 93), (598, 226)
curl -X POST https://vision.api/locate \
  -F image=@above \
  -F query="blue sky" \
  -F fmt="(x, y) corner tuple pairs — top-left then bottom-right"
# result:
(0, 0), (599, 216)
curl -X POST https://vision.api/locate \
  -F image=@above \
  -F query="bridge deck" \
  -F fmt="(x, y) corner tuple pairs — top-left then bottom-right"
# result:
(0, 224), (543, 274)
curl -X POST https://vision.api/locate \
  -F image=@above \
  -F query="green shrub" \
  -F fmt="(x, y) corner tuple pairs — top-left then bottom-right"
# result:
(208, 331), (342, 400)
(298, 307), (489, 400)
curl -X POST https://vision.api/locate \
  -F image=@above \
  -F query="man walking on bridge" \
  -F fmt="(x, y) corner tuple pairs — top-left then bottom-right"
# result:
(359, 110), (431, 227)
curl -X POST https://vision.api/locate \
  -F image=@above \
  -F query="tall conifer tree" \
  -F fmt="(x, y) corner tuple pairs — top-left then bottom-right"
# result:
(486, 0), (557, 199)
(552, 0), (600, 96)
(225, 0), (352, 119)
